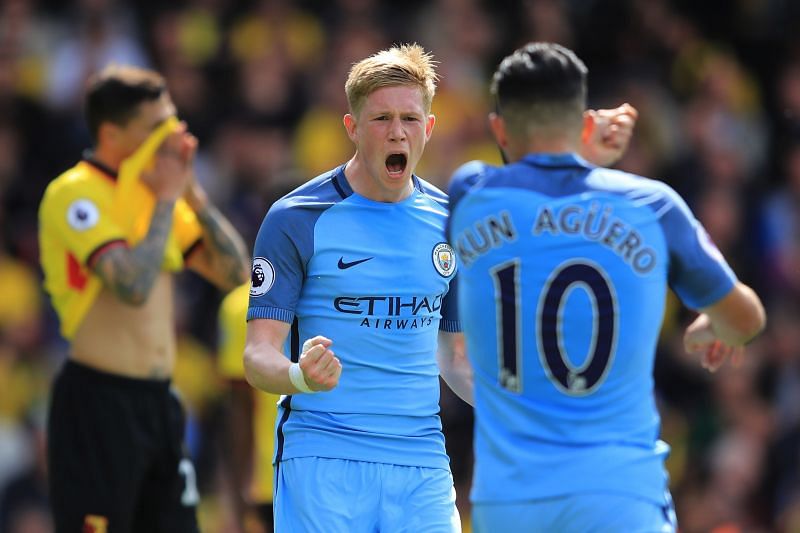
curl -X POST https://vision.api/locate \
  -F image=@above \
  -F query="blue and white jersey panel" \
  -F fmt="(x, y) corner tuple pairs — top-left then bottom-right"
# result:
(249, 165), (459, 470)
(448, 153), (736, 504)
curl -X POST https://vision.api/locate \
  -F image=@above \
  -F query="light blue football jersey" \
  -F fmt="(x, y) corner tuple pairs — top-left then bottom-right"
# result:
(248, 165), (459, 471)
(447, 153), (736, 505)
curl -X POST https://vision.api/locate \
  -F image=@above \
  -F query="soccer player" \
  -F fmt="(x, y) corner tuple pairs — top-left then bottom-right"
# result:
(218, 283), (278, 532)
(38, 65), (249, 532)
(243, 44), (636, 532)
(447, 42), (767, 532)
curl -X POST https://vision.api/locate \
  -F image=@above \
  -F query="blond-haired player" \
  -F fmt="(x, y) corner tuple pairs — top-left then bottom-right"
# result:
(243, 44), (635, 532)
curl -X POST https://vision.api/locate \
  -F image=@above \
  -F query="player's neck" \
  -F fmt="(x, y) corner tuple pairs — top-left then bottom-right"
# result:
(506, 135), (579, 163)
(91, 145), (124, 173)
(343, 156), (413, 203)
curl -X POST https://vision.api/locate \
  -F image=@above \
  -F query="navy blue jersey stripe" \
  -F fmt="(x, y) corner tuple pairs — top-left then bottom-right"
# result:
(521, 159), (587, 170)
(274, 318), (300, 473)
(290, 318), (300, 362)
(331, 174), (349, 199)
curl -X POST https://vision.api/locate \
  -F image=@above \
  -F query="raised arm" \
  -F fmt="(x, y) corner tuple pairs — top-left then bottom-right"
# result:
(578, 103), (638, 168)
(92, 130), (191, 306)
(183, 182), (250, 291)
(244, 318), (342, 395)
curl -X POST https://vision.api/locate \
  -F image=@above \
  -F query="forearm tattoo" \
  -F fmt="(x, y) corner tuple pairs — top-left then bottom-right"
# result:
(94, 201), (176, 305)
(194, 203), (249, 287)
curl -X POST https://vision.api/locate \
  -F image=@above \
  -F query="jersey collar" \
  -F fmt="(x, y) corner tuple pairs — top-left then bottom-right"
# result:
(333, 164), (423, 200)
(520, 152), (594, 170)
(82, 151), (119, 181)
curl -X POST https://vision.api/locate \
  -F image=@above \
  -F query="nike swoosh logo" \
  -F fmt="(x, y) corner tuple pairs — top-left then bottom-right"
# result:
(338, 256), (374, 269)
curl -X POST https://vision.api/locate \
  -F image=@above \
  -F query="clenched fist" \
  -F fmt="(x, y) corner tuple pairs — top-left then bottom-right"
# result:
(297, 336), (342, 392)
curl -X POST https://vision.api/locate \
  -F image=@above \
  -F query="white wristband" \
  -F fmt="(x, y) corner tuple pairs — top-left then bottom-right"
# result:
(288, 362), (315, 393)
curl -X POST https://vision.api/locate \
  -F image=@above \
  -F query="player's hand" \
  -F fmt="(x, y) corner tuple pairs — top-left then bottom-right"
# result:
(181, 135), (210, 213)
(579, 103), (638, 168)
(299, 336), (341, 391)
(684, 313), (744, 372)
(141, 122), (197, 201)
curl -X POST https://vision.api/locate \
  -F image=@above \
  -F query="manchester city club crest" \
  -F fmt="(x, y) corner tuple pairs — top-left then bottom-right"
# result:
(432, 242), (456, 277)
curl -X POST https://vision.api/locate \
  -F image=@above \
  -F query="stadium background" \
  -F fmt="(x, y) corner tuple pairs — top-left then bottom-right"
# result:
(0, 0), (799, 531)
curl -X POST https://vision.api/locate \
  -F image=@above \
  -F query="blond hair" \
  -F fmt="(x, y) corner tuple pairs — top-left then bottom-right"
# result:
(345, 44), (438, 115)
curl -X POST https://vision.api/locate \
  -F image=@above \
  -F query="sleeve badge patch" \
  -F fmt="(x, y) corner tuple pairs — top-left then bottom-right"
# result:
(250, 257), (276, 296)
(66, 199), (99, 231)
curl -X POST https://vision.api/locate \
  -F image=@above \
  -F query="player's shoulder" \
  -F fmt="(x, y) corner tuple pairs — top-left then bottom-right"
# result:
(450, 160), (495, 187)
(265, 167), (347, 222)
(40, 161), (114, 216)
(414, 175), (450, 210)
(447, 160), (498, 209)
(43, 162), (106, 197)
(586, 167), (686, 216)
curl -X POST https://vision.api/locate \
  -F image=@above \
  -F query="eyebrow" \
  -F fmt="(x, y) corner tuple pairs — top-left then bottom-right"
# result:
(370, 110), (423, 117)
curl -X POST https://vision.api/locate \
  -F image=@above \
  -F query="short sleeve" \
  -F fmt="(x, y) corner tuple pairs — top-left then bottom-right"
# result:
(173, 198), (204, 256)
(658, 185), (737, 309)
(247, 202), (311, 323)
(439, 274), (461, 332)
(39, 176), (126, 267)
(447, 160), (490, 242)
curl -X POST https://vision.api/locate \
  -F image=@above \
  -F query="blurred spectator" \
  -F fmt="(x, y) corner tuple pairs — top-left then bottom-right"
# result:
(759, 140), (800, 301)
(229, 0), (325, 72)
(0, 0), (53, 101)
(282, 24), (387, 180)
(45, 0), (149, 110)
(774, 58), (800, 144)
(0, 410), (51, 533)
(232, 49), (305, 129)
(520, 0), (575, 48)
(149, 3), (222, 68)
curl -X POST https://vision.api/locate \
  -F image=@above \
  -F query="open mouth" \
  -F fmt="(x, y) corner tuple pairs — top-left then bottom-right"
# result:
(385, 153), (407, 176)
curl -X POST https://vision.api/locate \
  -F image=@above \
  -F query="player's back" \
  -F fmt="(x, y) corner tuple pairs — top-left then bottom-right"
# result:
(449, 153), (691, 505)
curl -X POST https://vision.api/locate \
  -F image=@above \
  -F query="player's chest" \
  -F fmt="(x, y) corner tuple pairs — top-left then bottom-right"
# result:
(306, 208), (456, 296)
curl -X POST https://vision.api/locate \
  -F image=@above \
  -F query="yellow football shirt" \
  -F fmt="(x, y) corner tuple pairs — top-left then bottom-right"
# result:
(218, 283), (278, 504)
(38, 119), (203, 339)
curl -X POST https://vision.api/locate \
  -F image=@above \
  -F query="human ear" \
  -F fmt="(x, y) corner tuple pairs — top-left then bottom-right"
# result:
(488, 112), (508, 148)
(581, 110), (595, 146)
(343, 114), (357, 142)
(425, 114), (435, 139)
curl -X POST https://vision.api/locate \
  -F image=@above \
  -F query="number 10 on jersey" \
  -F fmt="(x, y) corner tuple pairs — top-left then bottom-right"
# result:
(490, 259), (618, 396)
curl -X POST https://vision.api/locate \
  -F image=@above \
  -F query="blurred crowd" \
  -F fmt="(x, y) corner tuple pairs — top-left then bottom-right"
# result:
(0, 0), (799, 531)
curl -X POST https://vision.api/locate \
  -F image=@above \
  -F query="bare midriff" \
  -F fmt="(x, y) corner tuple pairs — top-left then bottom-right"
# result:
(70, 273), (175, 380)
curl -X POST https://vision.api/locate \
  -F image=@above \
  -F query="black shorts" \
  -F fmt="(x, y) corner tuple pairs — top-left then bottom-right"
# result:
(47, 360), (199, 533)
(257, 502), (274, 532)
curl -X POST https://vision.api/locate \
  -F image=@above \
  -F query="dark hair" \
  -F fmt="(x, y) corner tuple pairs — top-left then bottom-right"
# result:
(85, 65), (166, 143)
(491, 42), (587, 132)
